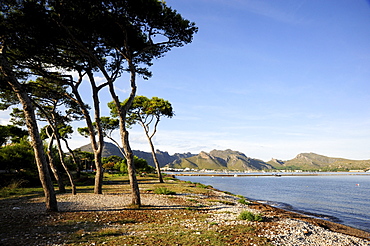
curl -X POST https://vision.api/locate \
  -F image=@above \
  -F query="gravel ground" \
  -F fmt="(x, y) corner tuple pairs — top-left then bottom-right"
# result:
(1, 188), (369, 245)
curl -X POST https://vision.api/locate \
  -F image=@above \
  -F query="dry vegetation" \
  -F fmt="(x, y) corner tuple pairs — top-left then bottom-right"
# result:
(0, 174), (369, 246)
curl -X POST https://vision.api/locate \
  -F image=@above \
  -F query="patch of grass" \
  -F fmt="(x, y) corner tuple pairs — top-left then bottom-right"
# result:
(238, 198), (250, 205)
(208, 199), (235, 206)
(163, 176), (178, 181)
(238, 211), (264, 222)
(195, 183), (213, 189)
(0, 180), (43, 199)
(95, 228), (123, 237)
(223, 191), (235, 196)
(154, 187), (176, 195)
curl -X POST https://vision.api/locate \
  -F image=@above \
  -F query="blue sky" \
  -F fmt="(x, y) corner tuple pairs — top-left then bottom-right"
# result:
(2, 0), (370, 161)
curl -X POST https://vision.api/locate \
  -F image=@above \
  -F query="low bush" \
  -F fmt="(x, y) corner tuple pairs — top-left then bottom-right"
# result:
(238, 198), (250, 205)
(154, 187), (176, 195)
(195, 183), (213, 189)
(238, 211), (263, 222)
(0, 179), (30, 198)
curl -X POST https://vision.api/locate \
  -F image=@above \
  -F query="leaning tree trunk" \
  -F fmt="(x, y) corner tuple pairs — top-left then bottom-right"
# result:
(67, 76), (104, 194)
(1, 54), (58, 211)
(46, 136), (66, 193)
(121, 126), (141, 206)
(62, 138), (81, 178)
(146, 135), (164, 183)
(54, 134), (76, 195)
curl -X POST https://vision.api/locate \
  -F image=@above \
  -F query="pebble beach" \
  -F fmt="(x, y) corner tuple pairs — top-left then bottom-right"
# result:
(1, 179), (369, 245)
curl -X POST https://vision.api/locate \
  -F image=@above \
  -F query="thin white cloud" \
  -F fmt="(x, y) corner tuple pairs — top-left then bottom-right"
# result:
(237, 0), (309, 25)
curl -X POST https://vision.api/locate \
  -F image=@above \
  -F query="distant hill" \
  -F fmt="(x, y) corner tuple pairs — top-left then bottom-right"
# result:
(76, 142), (195, 168)
(75, 143), (370, 171)
(165, 149), (274, 171)
(267, 152), (370, 171)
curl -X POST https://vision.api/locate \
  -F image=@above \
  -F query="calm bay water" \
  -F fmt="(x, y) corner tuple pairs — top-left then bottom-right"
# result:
(177, 174), (370, 232)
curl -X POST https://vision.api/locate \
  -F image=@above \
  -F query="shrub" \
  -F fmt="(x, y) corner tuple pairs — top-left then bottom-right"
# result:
(238, 211), (263, 221)
(238, 198), (250, 205)
(154, 187), (176, 195)
(195, 183), (213, 189)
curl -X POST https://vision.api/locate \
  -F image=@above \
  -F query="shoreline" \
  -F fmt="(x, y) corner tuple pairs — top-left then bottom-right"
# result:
(196, 183), (370, 240)
(243, 196), (370, 240)
(1, 176), (369, 245)
(175, 173), (370, 177)
(175, 173), (370, 235)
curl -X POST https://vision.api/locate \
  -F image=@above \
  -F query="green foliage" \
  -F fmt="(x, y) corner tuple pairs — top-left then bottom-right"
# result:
(194, 183), (213, 189)
(238, 211), (263, 221)
(154, 187), (176, 195)
(72, 150), (94, 171)
(102, 162), (115, 170)
(116, 156), (155, 174)
(0, 125), (28, 147)
(0, 181), (42, 198)
(0, 179), (26, 197)
(109, 96), (174, 134)
(102, 155), (123, 165)
(0, 138), (36, 172)
(238, 198), (250, 205)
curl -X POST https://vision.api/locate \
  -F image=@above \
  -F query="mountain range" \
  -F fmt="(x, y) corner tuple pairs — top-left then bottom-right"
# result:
(166, 149), (273, 171)
(76, 142), (195, 168)
(267, 152), (370, 171)
(76, 142), (370, 171)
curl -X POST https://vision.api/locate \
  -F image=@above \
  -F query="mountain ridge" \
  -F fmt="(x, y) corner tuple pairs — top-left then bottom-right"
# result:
(76, 142), (195, 168)
(75, 143), (370, 171)
(165, 149), (274, 171)
(267, 152), (370, 171)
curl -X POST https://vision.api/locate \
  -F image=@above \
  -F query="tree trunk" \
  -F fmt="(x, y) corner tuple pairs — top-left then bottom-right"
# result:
(107, 59), (141, 206)
(1, 53), (58, 212)
(146, 135), (164, 183)
(67, 78), (104, 194)
(89, 71), (104, 195)
(46, 136), (66, 193)
(121, 126), (141, 206)
(55, 134), (76, 195)
(94, 151), (104, 194)
(62, 138), (81, 179)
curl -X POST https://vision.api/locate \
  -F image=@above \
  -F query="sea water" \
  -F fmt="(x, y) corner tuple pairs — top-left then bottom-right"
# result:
(177, 174), (370, 232)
